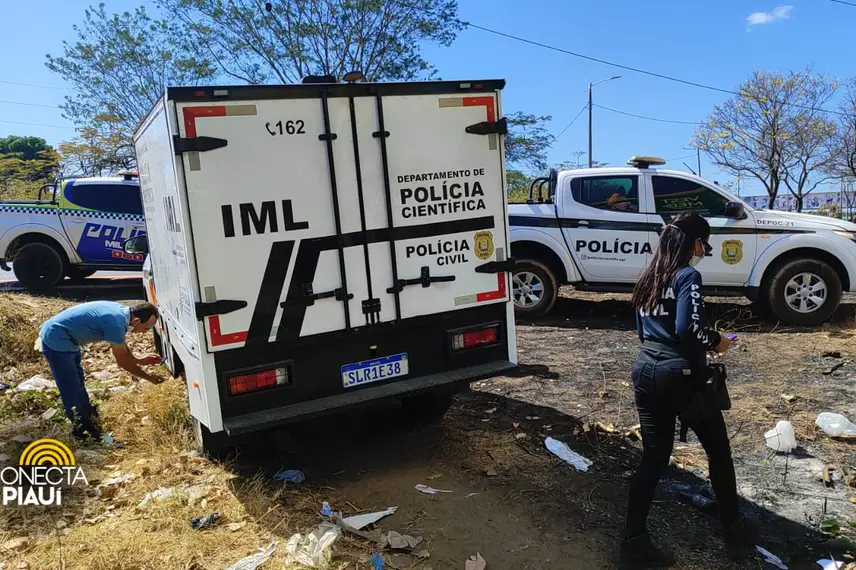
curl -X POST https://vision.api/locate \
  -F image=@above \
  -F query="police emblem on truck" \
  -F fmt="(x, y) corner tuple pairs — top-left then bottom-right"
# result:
(721, 239), (743, 265)
(474, 231), (494, 260)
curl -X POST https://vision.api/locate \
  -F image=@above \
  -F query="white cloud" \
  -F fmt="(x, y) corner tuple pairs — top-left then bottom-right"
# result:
(747, 5), (793, 26)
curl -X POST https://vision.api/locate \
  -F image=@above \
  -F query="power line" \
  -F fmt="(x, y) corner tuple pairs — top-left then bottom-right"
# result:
(555, 103), (588, 140)
(458, 20), (847, 118)
(830, 0), (856, 7)
(0, 79), (67, 91)
(0, 99), (61, 109)
(594, 104), (701, 125)
(0, 119), (74, 129)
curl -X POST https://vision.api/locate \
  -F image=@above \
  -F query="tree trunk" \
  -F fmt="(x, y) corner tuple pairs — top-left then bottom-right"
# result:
(795, 196), (803, 213)
(767, 193), (777, 209)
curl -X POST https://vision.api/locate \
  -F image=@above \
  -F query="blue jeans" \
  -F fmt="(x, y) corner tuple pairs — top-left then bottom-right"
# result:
(42, 345), (100, 439)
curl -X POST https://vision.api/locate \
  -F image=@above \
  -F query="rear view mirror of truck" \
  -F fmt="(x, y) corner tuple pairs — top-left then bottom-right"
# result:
(725, 201), (747, 220)
(124, 236), (149, 255)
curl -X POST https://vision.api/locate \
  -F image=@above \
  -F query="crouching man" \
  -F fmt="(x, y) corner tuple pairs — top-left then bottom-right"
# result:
(39, 301), (166, 440)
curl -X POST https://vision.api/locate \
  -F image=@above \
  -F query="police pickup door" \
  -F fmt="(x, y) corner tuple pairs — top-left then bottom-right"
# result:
(133, 79), (517, 447)
(509, 157), (856, 326)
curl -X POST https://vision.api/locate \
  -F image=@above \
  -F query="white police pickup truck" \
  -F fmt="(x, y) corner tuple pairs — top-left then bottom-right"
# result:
(510, 156), (856, 326)
(0, 172), (146, 290)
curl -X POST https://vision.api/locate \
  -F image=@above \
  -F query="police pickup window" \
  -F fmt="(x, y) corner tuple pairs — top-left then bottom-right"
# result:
(65, 183), (143, 215)
(652, 176), (729, 218)
(571, 176), (639, 213)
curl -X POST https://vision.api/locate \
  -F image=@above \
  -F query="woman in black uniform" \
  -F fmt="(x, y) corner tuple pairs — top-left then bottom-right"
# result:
(619, 213), (759, 569)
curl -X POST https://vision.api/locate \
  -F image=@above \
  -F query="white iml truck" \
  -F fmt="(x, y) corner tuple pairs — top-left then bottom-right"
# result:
(127, 78), (517, 453)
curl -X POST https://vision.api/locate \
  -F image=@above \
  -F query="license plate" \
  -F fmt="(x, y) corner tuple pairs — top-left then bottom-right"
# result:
(341, 353), (409, 388)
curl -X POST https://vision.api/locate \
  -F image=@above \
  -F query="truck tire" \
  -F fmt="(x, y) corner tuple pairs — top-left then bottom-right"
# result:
(401, 390), (455, 425)
(13, 243), (66, 291)
(193, 417), (235, 460)
(511, 259), (558, 319)
(67, 267), (96, 281)
(766, 258), (842, 326)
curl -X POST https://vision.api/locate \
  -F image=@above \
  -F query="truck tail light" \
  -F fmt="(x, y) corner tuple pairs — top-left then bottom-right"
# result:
(452, 325), (499, 351)
(228, 367), (290, 395)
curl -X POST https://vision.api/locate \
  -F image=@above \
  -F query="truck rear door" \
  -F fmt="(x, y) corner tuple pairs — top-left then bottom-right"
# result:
(171, 82), (509, 353)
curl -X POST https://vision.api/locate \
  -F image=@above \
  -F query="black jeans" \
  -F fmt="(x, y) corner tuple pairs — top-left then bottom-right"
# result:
(625, 349), (739, 538)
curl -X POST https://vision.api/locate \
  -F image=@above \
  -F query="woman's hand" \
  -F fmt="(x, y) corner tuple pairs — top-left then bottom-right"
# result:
(713, 335), (731, 355)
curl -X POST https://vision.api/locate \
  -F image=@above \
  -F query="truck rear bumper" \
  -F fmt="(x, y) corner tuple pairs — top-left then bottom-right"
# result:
(221, 359), (516, 435)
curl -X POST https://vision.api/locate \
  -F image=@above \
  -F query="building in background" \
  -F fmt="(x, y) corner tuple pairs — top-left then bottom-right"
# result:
(741, 181), (856, 219)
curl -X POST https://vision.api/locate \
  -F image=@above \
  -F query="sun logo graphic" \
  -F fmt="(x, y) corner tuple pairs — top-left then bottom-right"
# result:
(2, 438), (88, 506)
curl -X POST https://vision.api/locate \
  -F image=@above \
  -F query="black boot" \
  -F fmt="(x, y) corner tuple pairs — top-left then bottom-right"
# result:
(619, 532), (676, 569)
(723, 514), (761, 560)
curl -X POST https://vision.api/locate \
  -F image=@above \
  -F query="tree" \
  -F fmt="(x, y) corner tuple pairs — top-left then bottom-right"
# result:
(0, 136), (54, 161)
(58, 115), (136, 177)
(694, 69), (838, 210)
(831, 78), (856, 184)
(45, 3), (217, 135)
(781, 107), (837, 212)
(157, 0), (462, 84)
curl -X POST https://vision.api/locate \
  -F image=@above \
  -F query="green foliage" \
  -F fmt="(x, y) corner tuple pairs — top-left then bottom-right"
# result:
(694, 68), (838, 211)
(0, 136), (59, 198)
(505, 112), (554, 172)
(0, 136), (53, 161)
(158, 0), (463, 83)
(45, 3), (217, 135)
(816, 203), (841, 219)
(59, 114), (136, 177)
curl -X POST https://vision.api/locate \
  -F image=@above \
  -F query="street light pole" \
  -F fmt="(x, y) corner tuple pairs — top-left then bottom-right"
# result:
(588, 83), (593, 168)
(586, 75), (621, 168)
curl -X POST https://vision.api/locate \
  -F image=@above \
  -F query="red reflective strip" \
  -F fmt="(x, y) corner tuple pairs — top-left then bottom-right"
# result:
(462, 96), (495, 122)
(183, 106), (226, 138)
(476, 273), (507, 302)
(208, 316), (248, 346)
(183, 105), (249, 348)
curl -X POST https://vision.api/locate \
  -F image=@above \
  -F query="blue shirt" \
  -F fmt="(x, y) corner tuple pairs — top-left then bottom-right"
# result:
(40, 301), (131, 353)
(636, 266), (721, 358)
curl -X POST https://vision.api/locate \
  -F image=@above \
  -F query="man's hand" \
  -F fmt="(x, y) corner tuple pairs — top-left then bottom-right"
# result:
(112, 344), (166, 384)
(137, 354), (162, 366)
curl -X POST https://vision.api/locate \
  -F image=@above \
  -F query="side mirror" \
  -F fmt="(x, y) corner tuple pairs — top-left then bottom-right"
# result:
(124, 236), (149, 255)
(725, 201), (746, 220)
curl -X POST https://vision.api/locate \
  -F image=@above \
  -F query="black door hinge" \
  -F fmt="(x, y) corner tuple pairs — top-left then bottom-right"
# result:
(195, 299), (247, 320)
(280, 284), (354, 307)
(475, 258), (516, 274)
(466, 117), (508, 136)
(173, 135), (228, 154)
(387, 266), (455, 293)
(362, 298), (381, 315)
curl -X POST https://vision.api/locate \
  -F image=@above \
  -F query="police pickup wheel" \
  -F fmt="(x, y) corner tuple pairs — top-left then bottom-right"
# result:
(67, 267), (96, 281)
(13, 243), (66, 291)
(511, 259), (558, 319)
(767, 258), (842, 326)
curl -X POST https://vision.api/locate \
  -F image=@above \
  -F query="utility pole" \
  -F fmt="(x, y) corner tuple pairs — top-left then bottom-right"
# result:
(697, 148), (701, 177)
(588, 84), (593, 168)
(586, 76), (621, 168)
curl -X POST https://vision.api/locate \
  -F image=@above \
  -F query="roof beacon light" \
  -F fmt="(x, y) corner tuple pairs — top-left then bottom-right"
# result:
(627, 156), (666, 169)
(343, 70), (364, 84)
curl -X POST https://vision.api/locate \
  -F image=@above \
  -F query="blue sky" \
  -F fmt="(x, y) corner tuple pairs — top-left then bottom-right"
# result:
(1, 0), (853, 196)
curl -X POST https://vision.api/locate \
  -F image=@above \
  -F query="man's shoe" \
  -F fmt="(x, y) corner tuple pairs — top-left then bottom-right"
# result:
(723, 515), (761, 560)
(619, 532), (676, 569)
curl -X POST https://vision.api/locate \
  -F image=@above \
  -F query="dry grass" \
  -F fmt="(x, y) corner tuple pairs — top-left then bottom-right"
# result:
(0, 294), (325, 570)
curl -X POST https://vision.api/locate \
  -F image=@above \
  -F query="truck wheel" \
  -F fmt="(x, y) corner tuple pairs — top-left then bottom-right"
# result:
(13, 243), (66, 291)
(193, 418), (235, 460)
(67, 267), (96, 281)
(401, 390), (455, 425)
(767, 258), (842, 326)
(511, 260), (558, 319)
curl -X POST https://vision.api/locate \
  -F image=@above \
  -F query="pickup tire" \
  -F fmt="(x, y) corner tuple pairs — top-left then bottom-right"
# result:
(766, 258), (842, 326)
(13, 243), (66, 291)
(511, 260), (558, 319)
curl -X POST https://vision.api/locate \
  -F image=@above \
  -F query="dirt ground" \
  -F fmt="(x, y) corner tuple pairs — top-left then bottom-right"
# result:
(2, 289), (856, 569)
